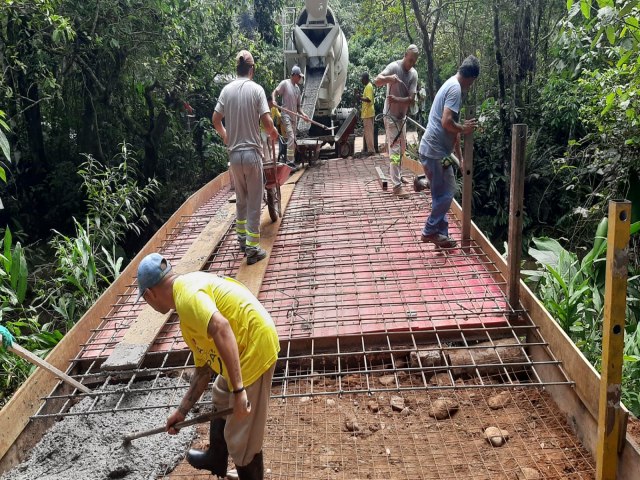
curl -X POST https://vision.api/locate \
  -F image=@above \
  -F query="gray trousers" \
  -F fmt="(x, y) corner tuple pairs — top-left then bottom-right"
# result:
(384, 116), (406, 189)
(229, 150), (263, 248)
(281, 113), (296, 162)
(211, 364), (276, 466)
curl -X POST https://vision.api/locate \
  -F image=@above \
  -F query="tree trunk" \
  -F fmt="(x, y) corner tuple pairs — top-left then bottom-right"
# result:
(514, 0), (533, 113)
(410, 0), (440, 101)
(7, 13), (47, 172)
(492, 0), (509, 161)
(78, 86), (105, 162)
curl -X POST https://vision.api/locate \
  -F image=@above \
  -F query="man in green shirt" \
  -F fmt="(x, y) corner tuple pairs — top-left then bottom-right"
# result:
(358, 72), (375, 154)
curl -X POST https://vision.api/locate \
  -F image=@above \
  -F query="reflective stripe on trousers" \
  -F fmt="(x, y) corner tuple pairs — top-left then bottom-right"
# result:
(229, 149), (263, 247)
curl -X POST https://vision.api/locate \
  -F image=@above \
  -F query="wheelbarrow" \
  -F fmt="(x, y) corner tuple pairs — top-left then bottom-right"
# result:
(295, 138), (323, 167)
(263, 161), (292, 222)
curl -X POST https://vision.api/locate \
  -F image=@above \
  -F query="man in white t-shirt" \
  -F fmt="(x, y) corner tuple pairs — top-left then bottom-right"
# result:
(213, 50), (278, 265)
(272, 65), (311, 170)
(375, 45), (419, 199)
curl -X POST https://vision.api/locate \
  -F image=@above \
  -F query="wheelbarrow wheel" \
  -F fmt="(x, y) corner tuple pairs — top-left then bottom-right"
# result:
(266, 187), (280, 222)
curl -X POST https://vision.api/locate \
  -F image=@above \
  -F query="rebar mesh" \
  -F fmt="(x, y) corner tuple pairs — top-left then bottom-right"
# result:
(29, 156), (595, 479)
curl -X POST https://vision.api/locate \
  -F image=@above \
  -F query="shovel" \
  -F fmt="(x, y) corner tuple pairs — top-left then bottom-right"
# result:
(8, 342), (92, 395)
(122, 407), (234, 446)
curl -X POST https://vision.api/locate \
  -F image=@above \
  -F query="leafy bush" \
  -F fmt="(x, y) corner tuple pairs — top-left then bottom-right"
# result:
(524, 217), (640, 416)
(0, 148), (159, 405)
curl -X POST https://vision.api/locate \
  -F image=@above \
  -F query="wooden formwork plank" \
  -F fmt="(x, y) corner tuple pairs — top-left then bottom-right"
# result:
(236, 168), (305, 296)
(0, 172), (230, 469)
(507, 125), (527, 310)
(597, 201), (631, 479)
(101, 203), (237, 371)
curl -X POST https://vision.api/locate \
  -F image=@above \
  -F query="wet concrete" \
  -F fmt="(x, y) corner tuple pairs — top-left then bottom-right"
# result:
(1, 377), (196, 480)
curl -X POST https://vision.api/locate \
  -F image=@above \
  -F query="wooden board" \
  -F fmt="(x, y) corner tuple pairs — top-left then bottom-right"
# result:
(235, 168), (305, 296)
(101, 202), (237, 371)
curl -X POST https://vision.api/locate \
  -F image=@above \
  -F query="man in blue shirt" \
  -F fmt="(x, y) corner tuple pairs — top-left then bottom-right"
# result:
(419, 56), (480, 248)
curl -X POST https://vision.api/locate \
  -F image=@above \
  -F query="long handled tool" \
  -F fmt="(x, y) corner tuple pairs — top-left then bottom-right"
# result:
(122, 407), (234, 446)
(8, 342), (92, 395)
(276, 105), (334, 131)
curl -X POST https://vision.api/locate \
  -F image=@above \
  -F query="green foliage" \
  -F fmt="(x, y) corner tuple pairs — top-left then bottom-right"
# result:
(47, 147), (159, 318)
(524, 219), (640, 415)
(0, 150), (158, 405)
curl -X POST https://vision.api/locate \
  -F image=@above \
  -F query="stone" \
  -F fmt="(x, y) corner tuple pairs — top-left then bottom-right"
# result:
(390, 396), (405, 412)
(367, 401), (380, 413)
(410, 350), (442, 368)
(484, 426), (509, 447)
(487, 391), (511, 410)
(429, 397), (459, 420)
(344, 417), (360, 432)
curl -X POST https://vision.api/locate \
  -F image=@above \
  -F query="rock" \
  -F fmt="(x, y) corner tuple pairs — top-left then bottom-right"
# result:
(410, 350), (442, 368)
(429, 373), (452, 386)
(299, 396), (311, 404)
(517, 467), (541, 479)
(378, 375), (396, 386)
(487, 391), (511, 410)
(429, 397), (459, 420)
(369, 423), (381, 433)
(367, 401), (379, 413)
(326, 399), (336, 407)
(401, 407), (411, 416)
(484, 427), (509, 447)
(390, 396), (405, 412)
(344, 417), (360, 432)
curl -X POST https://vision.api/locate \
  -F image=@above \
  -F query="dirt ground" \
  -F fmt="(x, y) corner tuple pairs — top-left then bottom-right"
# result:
(166, 376), (596, 479)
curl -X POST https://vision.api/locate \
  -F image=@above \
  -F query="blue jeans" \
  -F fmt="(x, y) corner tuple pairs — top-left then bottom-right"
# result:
(420, 153), (457, 237)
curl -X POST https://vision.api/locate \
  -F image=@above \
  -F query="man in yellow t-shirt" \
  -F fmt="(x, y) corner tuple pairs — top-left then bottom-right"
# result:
(136, 252), (279, 480)
(358, 72), (375, 154)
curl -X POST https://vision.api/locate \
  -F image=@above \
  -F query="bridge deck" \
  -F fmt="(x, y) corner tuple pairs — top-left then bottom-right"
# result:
(31, 155), (595, 479)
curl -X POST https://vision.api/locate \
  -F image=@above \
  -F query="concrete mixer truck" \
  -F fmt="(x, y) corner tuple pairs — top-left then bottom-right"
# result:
(282, 0), (357, 159)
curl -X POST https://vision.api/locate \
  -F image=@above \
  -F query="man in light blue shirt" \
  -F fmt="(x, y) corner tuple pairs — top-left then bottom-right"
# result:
(419, 56), (480, 248)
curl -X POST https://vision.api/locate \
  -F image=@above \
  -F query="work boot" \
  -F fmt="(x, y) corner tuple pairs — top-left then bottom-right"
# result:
(392, 185), (410, 199)
(238, 237), (246, 255)
(246, 246), (267, 265)
(236, 451), (263, 480)
(413, 175), (429, 192)
(421, 233), (457, 249)
(187, 418), (228, 477)
(286, 161), (298, 173)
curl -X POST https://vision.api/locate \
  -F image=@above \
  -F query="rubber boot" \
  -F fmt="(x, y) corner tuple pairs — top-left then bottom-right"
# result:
(246, 246), (267, 265)
(236, 451), (263, 480)
(186, 417), (228, 477)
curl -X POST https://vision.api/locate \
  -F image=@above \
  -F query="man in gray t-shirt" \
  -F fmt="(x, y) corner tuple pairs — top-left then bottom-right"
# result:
(375, 45), (419, 199)
(272, 66), (311, 170)
(419, 55), (479, 249)
(213, 50), (278, 265)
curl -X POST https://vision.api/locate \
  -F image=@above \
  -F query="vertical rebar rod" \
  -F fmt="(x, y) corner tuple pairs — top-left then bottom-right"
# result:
(506, 124), (527, 313)
(596, 200), (631, 480)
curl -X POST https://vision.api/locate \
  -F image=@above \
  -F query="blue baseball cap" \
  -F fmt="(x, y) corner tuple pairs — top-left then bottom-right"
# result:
(136, 253), (172, 302)
(291, 65), (304, 78)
